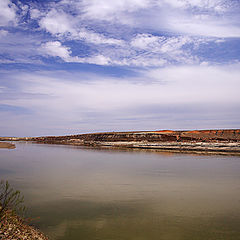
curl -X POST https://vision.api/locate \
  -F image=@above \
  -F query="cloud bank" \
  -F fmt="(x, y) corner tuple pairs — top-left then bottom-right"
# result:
(1, 63), (239, 136)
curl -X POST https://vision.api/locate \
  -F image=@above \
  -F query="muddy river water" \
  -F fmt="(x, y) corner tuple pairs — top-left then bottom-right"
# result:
(1, 142), (240, 240)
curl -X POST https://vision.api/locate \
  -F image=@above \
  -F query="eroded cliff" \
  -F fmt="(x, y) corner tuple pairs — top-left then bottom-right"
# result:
(1, 129), (239, 155)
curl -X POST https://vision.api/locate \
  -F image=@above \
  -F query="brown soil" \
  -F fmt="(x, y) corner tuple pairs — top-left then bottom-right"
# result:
(0, 210), (48, 240)
(0, 142), (15, 149)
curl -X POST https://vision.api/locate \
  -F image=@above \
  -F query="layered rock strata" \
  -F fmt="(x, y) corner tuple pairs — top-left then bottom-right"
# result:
(1, 129), (240, 155)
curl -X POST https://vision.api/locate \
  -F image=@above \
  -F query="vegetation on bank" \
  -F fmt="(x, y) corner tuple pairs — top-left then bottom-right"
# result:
(0, 180), (48, 240)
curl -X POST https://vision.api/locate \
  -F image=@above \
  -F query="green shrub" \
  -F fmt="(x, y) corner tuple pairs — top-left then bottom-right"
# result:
(0, 180), (25, 217)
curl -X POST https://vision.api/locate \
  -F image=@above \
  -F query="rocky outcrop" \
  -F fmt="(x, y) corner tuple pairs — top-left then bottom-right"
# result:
(1, 129), (240, 155)
(79, 141), (240, 155)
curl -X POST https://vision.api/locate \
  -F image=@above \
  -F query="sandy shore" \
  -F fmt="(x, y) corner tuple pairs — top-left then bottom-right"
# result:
(0, 142), (15, 149)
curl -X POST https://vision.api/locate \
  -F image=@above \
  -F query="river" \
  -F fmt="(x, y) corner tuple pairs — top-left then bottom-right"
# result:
(1, 142), (240, 240)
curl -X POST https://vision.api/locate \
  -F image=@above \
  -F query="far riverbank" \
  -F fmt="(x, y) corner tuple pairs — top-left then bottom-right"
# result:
(1, 129), (240, 155)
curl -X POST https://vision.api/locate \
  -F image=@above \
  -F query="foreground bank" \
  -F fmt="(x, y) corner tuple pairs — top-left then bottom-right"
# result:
(0, 210), (48, 240)
(1, 129), (240, 155)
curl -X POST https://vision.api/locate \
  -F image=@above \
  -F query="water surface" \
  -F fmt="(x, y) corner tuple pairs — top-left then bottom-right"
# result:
(1, 142), (240, 240)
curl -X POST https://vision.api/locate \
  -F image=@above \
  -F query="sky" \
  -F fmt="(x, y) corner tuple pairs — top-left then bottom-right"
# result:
(0, 0), (240, 137)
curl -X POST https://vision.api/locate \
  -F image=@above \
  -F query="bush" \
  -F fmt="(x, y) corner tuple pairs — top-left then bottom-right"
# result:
(0, 180), (25, 217)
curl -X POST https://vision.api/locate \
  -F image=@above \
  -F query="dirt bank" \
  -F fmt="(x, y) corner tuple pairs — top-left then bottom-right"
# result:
(0, 142), (15, 149)
(1, 129), (240, 155)
(0, 210), (48, 240)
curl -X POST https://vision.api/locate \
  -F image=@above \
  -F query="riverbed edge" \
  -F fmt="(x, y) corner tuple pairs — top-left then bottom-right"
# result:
(1, 129), (240, 156)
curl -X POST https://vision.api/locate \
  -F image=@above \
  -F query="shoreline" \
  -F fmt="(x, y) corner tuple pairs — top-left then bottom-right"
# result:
(0, 142), (15, 149)
(1, 129), (240, 156)
(69, 140), (240, 156)
(0, 210), (48, 240)
(29, 140), (240, 156)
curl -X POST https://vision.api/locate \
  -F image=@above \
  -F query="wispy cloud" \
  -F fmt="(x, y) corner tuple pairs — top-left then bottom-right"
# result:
(0, 30), (45, 64)
(78, 0), (240, 37)
(40, 41), (111, 65)
(39, 34), (213, 67)
(1, 63), (239, 136)
(0, 0), (239, 66)
(38, 8), (124, 46)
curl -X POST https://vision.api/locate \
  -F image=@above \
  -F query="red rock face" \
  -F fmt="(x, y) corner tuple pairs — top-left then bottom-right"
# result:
(27, 129), (240, 143)
(2, 129), (239, 155)
(179, 129), (240, 142)
(155, 130), (175, 134)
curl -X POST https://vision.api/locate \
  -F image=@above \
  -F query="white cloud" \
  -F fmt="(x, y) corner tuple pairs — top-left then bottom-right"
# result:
(160, 0), (227, 12)
(30, 8), (44, 19)
(79, 0), (229, 20)
(81, 0), (225, 21)
(168, 16), (240, 38)
(0, 0), (17, 26)
(41, 41), (72, 61)
(81, 0), (150, 20)
(1, 0), (238, 67)
(1, 63), (240, 135)
(40, 41), (111, 65)
(131, 34), (162, 49)
(40, 31), (209, 66)
(146, 64), (240, 104)
(39, 9), (124, 46)
(18, 2), (29, 17)
(1, 0), (240, 136)
(76, 29), (124, 45)
(84, 55), (111, 65)
(129, 34), (204, 65)
(131, 34), (193, 53)
(113, 56), (167, 67)
(39, 40), (172, 67)
(39, 9), (75, 35)
(77, 0), (240, 38)
(4, 63), (240, 111)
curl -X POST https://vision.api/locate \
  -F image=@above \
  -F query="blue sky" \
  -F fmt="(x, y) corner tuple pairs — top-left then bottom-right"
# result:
(0, 0), (240, 136)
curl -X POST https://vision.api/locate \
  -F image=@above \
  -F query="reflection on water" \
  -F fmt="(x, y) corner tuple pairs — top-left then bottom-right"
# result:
(1, 142), (240, 240)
